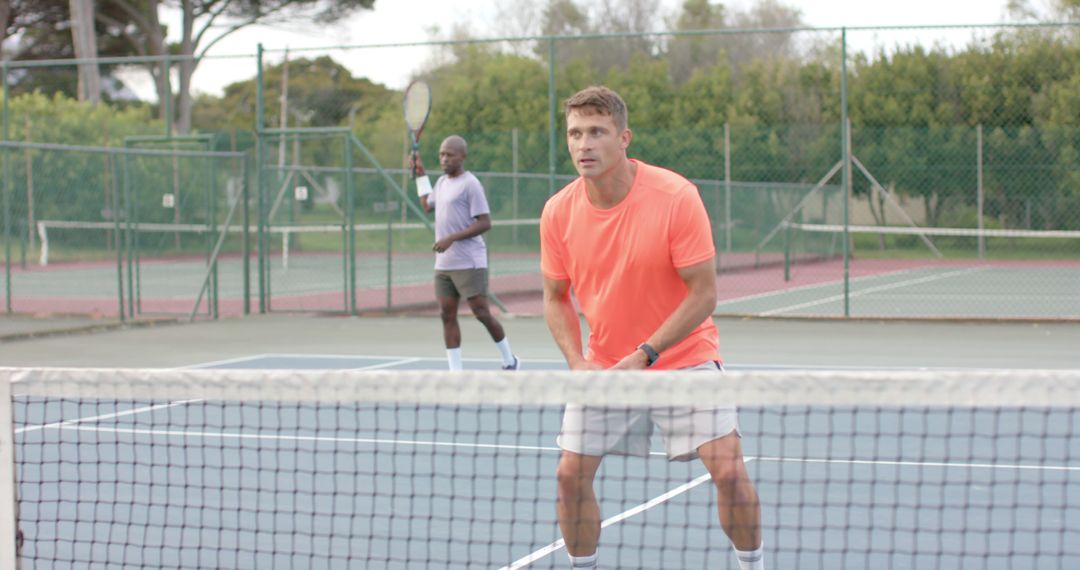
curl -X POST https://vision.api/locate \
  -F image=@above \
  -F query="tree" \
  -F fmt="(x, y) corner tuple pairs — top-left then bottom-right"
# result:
(192, 55), (394, 131)
(507, 0), (664, 77)
(666, 0), (727, 84)
(1, 1), (11, 50)
(96, 0), (376, 133)
(3, 0), (162, 102)
(69, 0), (102, 104)
(1007, 0), (1080, 22)
(720, 0), (804, 71)
(533, 0), (593, 66)
(2, 0), (69, 60)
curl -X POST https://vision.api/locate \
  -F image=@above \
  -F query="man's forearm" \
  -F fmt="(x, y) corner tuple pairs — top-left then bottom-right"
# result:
(544, 295), (586, 367)
(643, 286), (715, 354)
(448, 219), (491, 242)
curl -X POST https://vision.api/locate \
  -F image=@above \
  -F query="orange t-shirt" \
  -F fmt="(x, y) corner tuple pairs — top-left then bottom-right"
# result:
(540, 159), (720, 369)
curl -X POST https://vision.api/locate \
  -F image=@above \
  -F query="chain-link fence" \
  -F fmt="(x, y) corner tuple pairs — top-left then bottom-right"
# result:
(3, 24), (1078, 320)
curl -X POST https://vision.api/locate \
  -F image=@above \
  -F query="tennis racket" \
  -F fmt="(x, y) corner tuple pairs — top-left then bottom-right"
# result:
(403, 80), (432, 178)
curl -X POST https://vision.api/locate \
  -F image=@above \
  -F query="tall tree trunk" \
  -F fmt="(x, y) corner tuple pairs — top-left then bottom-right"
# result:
(69, 0), (102, 104)
(176, 0), (196, 133)
(141, 0), (170, 126)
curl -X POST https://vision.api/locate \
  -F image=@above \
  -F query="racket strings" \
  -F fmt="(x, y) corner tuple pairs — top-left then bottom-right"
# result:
(404, 82), (431, 131)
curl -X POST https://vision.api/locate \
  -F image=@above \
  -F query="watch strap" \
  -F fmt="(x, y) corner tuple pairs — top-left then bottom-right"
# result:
(638, 343), (660, 367)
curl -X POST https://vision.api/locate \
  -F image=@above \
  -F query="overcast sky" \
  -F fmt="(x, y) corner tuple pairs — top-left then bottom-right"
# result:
(170, 0), (1019, 96)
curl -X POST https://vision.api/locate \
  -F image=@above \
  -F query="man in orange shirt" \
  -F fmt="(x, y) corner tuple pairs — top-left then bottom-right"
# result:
(540, 86), (764, 570)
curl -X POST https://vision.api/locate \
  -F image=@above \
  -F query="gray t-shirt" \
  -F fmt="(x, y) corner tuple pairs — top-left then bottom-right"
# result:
(428, 171), (490, 270)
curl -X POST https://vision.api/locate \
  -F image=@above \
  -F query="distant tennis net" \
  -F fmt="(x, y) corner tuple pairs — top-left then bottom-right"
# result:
(3, 367), (1079, 569)
(25, 219), (542, 317)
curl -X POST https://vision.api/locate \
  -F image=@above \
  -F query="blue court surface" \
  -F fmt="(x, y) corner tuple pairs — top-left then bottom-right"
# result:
(12, 354), (1080, 569)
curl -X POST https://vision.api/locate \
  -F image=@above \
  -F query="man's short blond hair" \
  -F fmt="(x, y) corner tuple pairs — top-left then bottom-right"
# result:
(564, 86), (629, 131)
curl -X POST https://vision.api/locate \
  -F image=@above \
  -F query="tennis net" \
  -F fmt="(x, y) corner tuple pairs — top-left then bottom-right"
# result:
(2, 367), (1079, 569)
(25, 219), (542, 317)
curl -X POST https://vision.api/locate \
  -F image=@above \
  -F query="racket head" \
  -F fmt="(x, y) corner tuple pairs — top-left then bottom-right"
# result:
(403, 80), (432, 143)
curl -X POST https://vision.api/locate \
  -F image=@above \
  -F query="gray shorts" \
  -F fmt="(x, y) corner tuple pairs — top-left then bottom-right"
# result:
(434, 268), (488, 299)
(557, 361), (740, 462)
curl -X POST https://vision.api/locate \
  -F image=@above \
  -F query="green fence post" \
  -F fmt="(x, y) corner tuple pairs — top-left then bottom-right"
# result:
(242, 154), (251, 315)
(783, 222), (791, 282)
(548, 36), (557, 197)
(163, 54), (172, 137)
(110, 150), (126, 322)
(209, 155), (218, 319)
(121, 149), (134, 318)
(255, 44), (267, 313)
(345, 132), (356, 315)
(840, 27), (850, 318)
(2, 62), (10, 314)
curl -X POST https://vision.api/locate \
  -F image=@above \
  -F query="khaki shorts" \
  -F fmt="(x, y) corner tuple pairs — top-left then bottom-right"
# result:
(434, 268), (489, 299)
(557, 361), (740, 462)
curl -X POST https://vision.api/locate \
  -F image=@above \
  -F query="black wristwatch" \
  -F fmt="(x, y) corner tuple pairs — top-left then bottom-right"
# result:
(638, 343), (660, 367)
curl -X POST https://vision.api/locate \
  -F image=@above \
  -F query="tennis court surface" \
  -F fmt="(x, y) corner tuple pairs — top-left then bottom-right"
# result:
(3, 350), (1079, 569)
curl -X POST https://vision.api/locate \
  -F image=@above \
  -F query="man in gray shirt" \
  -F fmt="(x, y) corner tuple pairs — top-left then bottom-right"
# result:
(414, 135), (519, 371)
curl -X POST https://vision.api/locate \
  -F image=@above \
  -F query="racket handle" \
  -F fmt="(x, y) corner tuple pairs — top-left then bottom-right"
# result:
(409, 140), (420, 178)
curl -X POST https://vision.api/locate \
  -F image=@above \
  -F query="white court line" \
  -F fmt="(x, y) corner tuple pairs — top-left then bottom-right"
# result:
(498, 447), (1080, 569)
(15, 400), (202, 434)
(29, 424), (675, 458)
(14, 358), (431, 433)
(14, 359), (217, 434)
(186, 354), (280, 368)
(350, 358), (422, 370)
(760, 266), (990, 316)
(188, 354), (436, 368)
(187, 353), (406, 368)
(213, 353), (569, 365)
(714, 266), (932, 306)
(37, 425), (1077, 474)
(37, 424), (564, 452)
(756, 456), (1080, 472)
(499, 466), (736, 570)
(223, 353), (411, 362)
(716, 277), (847, 306)
(717, 265), (980, 308)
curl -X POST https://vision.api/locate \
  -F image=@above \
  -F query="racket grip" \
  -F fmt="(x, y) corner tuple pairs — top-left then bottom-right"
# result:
(408, 148), (421, 178)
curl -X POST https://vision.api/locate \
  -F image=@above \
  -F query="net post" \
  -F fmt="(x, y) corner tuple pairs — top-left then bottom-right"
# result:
(0, 372), (21, 570)
(35, 223), (47, 267)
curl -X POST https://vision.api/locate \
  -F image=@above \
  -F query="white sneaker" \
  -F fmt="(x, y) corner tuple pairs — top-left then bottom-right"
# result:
(502, 356), (521, 371)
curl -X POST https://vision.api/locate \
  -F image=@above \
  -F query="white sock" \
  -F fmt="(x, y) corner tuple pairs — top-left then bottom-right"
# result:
(734, 543), (764, 570)
(568, 552), (598, 568)
(446, 348), (463, 371)
(495, 337), (515, 366)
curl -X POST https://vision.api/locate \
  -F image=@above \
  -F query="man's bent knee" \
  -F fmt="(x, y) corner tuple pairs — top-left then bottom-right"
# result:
(556, 455), (598, 495)
(699, 436), (749, 482)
